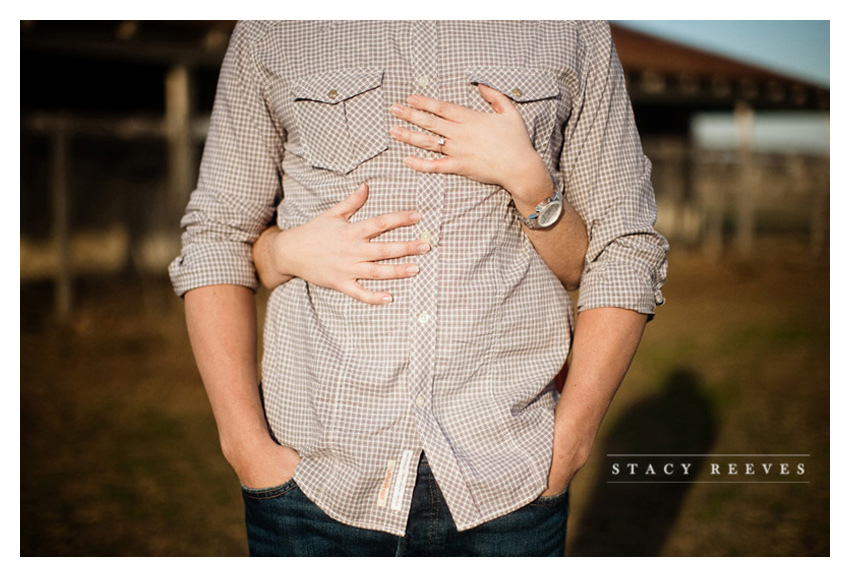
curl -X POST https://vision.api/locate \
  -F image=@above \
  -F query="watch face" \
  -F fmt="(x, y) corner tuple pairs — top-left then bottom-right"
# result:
(537, 201), (563, 228)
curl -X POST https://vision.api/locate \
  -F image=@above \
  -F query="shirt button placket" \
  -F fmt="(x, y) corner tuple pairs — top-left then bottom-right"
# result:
(419, 230), (435, 246)
(408, 21), (442, 424)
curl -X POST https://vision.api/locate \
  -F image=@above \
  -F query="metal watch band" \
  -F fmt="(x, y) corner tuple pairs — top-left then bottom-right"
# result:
(519, 189), (564, 230)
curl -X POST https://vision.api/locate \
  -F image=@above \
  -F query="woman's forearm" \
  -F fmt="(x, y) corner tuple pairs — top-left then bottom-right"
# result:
(253, 225), (294, 290)
(388, 89), (588, 290)
(505, 152), (588, 291)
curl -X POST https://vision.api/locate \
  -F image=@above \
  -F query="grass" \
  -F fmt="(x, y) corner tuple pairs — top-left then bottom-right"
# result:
(20, 238), (829, 556)
(564, 238), (829, 556)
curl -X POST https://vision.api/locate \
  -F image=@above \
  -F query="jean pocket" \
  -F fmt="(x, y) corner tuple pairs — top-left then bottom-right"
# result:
(531, 486), (569, 508)
(291, 67), (388, 174)
(241, 477), (299, 500)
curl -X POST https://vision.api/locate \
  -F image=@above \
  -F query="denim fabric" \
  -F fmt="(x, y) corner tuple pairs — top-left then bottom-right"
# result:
(243, 456), (569, 556)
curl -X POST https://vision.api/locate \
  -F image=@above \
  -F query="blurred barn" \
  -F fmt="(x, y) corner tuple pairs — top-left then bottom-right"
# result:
(20, 21), (830, 322)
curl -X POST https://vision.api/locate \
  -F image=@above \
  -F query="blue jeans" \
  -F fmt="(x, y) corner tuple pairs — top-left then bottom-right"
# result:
(242, 455), (569, 556)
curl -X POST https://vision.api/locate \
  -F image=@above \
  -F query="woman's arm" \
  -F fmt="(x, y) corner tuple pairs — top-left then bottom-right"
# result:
(252, 183), (430, 304)
(389, 85), (588, 290)
(254, 84), (589, 296)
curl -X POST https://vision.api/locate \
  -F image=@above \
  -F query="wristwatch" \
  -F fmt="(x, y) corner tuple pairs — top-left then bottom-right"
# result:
(516, 189), (564, 230)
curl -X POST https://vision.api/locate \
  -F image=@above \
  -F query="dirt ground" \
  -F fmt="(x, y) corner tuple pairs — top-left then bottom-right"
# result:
(20, 238), (829, 556)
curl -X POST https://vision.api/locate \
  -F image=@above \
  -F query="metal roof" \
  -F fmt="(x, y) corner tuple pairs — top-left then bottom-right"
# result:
(610, 24), (829, 110)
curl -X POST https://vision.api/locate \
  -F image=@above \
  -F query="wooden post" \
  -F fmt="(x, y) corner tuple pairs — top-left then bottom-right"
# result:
(734, 100), (756, 258)
(50, 120), (71, 324)
(700, 156), (725, 261)
(810, 114), (829, 257)
(165, 63), (195, 224)
(682, 135), (698, 246)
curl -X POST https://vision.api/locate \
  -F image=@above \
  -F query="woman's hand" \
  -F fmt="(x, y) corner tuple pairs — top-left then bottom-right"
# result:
(253, 183), (431, 305)
(390, 84), (588, 290)
(389, 84), (555, 211)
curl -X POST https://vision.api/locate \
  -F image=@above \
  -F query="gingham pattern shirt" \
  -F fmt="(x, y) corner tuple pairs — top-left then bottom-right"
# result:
(169, 20), (668, 536)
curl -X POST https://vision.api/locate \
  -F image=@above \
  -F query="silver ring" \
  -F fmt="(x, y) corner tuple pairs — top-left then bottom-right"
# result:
(437, 137), (445, 155)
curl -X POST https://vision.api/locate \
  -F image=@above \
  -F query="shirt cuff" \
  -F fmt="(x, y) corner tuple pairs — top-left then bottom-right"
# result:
(576, 257), (666, 317)
(168, 242), (259, 297)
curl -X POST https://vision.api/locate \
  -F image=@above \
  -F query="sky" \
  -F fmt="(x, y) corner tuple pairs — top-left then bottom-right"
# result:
(614, 20), (830, 88)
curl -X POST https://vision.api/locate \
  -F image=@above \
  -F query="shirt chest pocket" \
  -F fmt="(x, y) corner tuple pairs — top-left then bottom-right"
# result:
(290, 67), (388, 175)
(465, 67), (561, 156)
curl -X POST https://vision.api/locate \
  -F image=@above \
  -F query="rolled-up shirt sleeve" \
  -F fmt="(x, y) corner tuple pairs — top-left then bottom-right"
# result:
(560, 21), (669, 316)
(168, 21), (283, 297)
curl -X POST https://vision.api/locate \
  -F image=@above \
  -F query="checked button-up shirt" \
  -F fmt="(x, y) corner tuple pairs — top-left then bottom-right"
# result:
(169, 20), (668, 536)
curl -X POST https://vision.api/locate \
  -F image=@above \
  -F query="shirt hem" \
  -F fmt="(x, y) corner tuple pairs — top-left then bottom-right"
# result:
(453, 481), (549, 533)
(293, 465), (409, 538)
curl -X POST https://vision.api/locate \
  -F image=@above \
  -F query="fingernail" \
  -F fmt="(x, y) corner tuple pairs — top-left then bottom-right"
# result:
(382, 295), (393, 304)
(390, 104), (404, 115)
(390, 126), (403, 138)
(417, 243), (431, 253)
(410, 212), (422, 222)
(407, 95), (419, 105)
(406, 265), (420, 275)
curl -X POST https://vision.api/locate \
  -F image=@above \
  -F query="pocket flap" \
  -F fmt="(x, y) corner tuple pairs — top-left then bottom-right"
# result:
(466, 67), (559, 103)
(292, 67), (384, 104)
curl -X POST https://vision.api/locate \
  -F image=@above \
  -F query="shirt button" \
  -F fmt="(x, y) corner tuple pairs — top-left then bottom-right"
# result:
(415, 394), (426, 408)
(419, 230), (432, 243)
(417, 313), (430, 324)
(511, 88), (523, 98)
(328, 89), (339, 99)
(417, 75), (430, 89)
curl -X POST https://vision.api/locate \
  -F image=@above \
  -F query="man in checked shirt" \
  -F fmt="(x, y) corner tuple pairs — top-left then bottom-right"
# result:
(170, 21), (668, 556)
